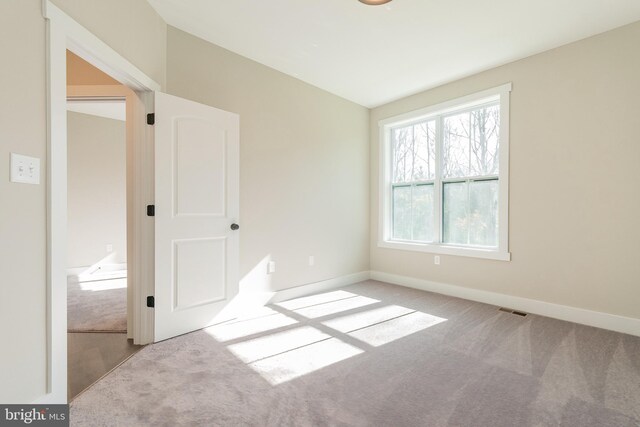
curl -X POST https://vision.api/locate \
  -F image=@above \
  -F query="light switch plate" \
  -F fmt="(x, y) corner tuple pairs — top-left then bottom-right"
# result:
(10, 153), (40, 184)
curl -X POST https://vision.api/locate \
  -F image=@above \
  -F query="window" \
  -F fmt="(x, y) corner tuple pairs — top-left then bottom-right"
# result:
(379, 84), (511, 261)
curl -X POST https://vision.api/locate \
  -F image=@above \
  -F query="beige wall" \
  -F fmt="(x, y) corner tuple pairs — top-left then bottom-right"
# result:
(370, 21), (640, 320)
(167, 28), (370, 293)
(0, 0), (48, 404)
(0, 0), (166, 403)
(67, 112), (126, 267)
(52, 0), (167, 88)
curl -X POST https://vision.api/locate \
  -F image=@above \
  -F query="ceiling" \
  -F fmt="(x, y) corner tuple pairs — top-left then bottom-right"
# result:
(147, 0), (640, 108)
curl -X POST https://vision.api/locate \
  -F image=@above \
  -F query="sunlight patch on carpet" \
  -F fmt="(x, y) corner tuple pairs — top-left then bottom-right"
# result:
(275, 290), (359, 311)
(205, 313), (298, 342)
(291, 295), (379, 319)
(322, 304), (416, 333)
(348, 311), (446, 347)
(248, 338), (363, 385)
(227, 326), (331, 363)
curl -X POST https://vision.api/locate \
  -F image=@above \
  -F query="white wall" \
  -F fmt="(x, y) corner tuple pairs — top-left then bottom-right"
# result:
(67, 111), (126, 268)
(370, 21), (640, 320)
(167, 28), (370, 293)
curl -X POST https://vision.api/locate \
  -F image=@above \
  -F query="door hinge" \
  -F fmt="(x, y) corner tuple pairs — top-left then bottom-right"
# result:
(147, 113), (155, 125)
(147, 296), (155, 308)
(147, 205), (155, 217)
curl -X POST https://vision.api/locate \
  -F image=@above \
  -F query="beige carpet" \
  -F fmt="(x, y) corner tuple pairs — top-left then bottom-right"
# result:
(67, 278), (127, 332)
(68, 332), (143, 401)
(70, 280), (640, 426)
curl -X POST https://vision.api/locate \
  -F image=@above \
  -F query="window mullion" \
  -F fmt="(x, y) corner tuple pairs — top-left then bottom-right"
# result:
(409, 184), (414, 241)
(466, 179), (471, 246)
(435, 115), (443, 244)
(388, 129), (394, 241)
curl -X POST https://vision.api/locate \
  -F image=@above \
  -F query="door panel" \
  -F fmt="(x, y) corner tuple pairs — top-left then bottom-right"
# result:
(154, 92), (239, 342)
(173, 238), (226, 311)
(174, 118), (226, 216)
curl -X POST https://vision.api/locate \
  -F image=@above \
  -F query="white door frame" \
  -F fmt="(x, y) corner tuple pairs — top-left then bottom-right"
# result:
(41, 1), (160, 403)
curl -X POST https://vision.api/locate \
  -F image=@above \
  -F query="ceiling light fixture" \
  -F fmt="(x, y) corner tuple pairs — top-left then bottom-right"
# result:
(358, 0), (392, 5)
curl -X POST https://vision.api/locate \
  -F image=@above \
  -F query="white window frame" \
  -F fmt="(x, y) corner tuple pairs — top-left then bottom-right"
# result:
(378, 83), (512, 261)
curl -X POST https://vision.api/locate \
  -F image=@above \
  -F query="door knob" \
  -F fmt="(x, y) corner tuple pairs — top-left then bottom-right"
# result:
(230, 223), (240, 231)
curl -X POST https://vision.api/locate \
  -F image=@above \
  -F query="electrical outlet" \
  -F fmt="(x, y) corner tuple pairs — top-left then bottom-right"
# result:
(308, 255), (315, 266)
(10, 153), (40, 185)
(267, 261), (276, 274)
(434, 255), (440, 265)
(106, 244), (113, 253)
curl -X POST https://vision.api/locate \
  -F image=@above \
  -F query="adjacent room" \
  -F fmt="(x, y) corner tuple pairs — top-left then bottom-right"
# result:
(66, 51), (143, 400)
(1, 0), (639, 426)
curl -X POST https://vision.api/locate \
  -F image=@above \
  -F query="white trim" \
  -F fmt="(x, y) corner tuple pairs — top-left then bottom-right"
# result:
(42, 8), (67, 404)
(370, 271), (640, 338)
(498, 89), (510, 253)
(42, 2), (160, 92)
(66, 267), (88, 276)
(269, 271), (371, 304)
(378, 84), (512, 261)
(67, 99), (126, 121)
(40, 1), (159, 404)
(378, 83), (512, 127)
(131, 91), (156, 345)
(378, 241), (511, 261)
(66, 85), (129, 122)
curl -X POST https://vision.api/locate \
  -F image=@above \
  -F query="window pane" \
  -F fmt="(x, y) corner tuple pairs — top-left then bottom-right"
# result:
(443, 104), (500, 178)
(469, 180), (498, 246)
(470, 105), (500, 176)
(392, 186), (412, 240)
(392, 184), (434, 242)
(392, 120), (436, 183)
(443, 182), (468, 244)
(412, 184), (434, 242)
(443, 114), (471, 178)
(443, 180), (499, 247)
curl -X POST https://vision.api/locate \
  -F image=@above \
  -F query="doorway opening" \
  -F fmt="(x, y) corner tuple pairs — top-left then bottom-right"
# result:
(44, 1), (160, 403)
(65, 51), (143, 400)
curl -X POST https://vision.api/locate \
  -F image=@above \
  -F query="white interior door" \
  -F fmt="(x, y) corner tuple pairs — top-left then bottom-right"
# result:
(154, 92), (239, 342)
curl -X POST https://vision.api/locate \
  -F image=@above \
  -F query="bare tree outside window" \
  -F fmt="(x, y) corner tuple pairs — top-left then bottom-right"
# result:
(392, 121), (436, 183)
(391, 120), (436, 241)
(390, 102), (500, 248)
(443, 104), (499, 179)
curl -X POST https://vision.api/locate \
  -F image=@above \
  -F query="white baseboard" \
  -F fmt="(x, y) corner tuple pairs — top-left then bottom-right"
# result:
(67, 266), (87, 276)
(67, 263), (127, 277)
(370, 271), (640, 337)
(269, 271), (371, 304)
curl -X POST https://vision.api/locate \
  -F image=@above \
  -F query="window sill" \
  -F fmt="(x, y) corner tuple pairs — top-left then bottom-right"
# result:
(378, 240), (511, 261)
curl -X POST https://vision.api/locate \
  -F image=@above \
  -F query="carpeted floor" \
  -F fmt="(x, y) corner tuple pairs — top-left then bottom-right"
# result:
(68, 332), (143, 401)
(70, 280), (640, 426)
(67, 278), (127, 332)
